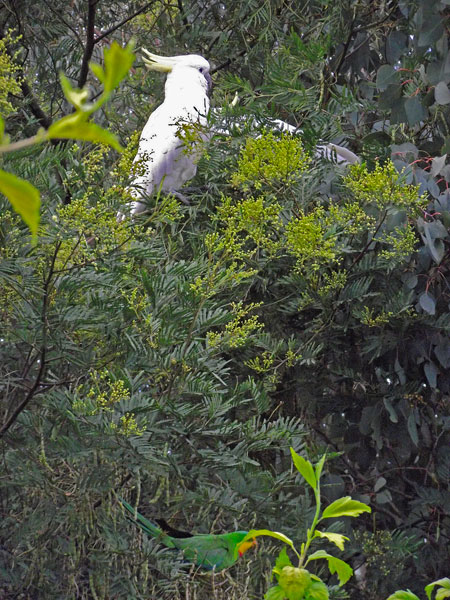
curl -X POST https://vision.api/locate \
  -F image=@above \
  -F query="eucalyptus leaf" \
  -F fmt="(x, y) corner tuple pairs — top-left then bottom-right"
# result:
(431, 155), (447, 177)
(386, 31), (408, 64)
(374, 476), (387, 492)
(376, 65), (400, 91)
(419, 292), (436, 315)
(405, 96), (427, 126)
(435, 82), (450, 105)
(407, 412), (419, 446)
(424, 361), (439, 389)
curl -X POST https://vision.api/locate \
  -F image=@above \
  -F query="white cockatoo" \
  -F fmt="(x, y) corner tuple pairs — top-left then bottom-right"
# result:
(268, 119), (360, 166)
(122, 49), (212, 218)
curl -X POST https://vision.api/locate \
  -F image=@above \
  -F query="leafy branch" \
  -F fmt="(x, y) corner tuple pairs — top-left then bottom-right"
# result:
(0, 41), (135, 241)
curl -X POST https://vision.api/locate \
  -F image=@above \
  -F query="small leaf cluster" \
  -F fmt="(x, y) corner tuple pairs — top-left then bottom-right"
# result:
(0, 30), (22, 117)
(231, 131), (311, 190)
(285, 207), (338, 272)
(212, 194), (283, 260)
(345, 161), (424, 212)
(207, 301), (264, 349)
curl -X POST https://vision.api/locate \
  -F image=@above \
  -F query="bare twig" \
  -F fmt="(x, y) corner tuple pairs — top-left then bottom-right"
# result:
(93, 2), (157, 44)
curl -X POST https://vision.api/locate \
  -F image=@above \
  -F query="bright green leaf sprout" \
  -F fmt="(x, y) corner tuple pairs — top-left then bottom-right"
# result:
(241, 449), (371, 600)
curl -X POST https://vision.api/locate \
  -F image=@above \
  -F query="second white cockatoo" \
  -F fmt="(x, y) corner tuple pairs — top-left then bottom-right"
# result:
(123, 49), (212, 217)
(209, 110), (359, 166)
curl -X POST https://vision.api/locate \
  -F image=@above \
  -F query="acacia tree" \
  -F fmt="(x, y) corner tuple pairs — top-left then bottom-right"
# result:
(0, 1), (449, 599)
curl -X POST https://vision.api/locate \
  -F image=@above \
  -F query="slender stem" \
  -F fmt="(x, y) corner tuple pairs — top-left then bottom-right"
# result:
(298, 484), (321, 567)
(0, 135), (40, 153)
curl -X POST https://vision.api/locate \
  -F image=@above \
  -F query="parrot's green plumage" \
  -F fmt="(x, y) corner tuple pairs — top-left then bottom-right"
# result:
(121, 499), (255, 570)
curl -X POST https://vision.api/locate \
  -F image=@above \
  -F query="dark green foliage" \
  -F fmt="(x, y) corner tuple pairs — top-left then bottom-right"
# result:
(1, 2), (449, 599)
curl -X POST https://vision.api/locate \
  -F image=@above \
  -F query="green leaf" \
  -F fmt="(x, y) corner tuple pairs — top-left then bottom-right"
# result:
(0, 168), (40, 240)
(59, 73), (91, 112)
(243, 529), (299, 557)
(425, 578), (450, 600)
(273, 547), (293, 575)
(290, 447), (316, 489)
(0, 114), (4, 143)
(47, 114), (123, 151)
(321, 496), (371, 519)
(102, 41), (135, 92)
(89, 61), (106, 84)
(306, 550), (353, 586)
(435, 82), (450, 105)
(313, 530), (349, 551)
(265, 585), (286, 600)
(386, 591), (421, 600)
(315, 454), (326, 482)
(405, 96), (427, 126)
(376, 65), (400, 91)
(306, 580), (329, 600)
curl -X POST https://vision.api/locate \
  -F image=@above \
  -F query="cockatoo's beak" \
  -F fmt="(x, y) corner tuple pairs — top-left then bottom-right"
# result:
(141, 48), (176, 73)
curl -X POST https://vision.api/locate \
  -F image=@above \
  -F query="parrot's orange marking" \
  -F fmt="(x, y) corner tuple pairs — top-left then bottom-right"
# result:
(238, 538), (257, 557)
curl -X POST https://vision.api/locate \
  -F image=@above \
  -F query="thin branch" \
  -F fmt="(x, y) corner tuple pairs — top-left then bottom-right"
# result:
(41, 0), (84, 47)
(20, 79), (53, 129)
(211, 48), (248, 75)
(78, 0), (97, 88)
(93, 2), (157, 44)
(176, 0), (190, 30)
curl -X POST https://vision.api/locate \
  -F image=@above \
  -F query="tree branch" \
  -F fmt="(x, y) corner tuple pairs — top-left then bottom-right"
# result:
(78, 0), (98, 88)
(93, 2), (157, 44)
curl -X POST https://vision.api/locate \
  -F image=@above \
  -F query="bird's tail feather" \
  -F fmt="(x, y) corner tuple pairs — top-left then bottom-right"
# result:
(120, 498), (175, 548)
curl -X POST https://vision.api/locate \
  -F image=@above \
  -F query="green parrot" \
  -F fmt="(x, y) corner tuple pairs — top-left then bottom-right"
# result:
(121, 499), (256, 570)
